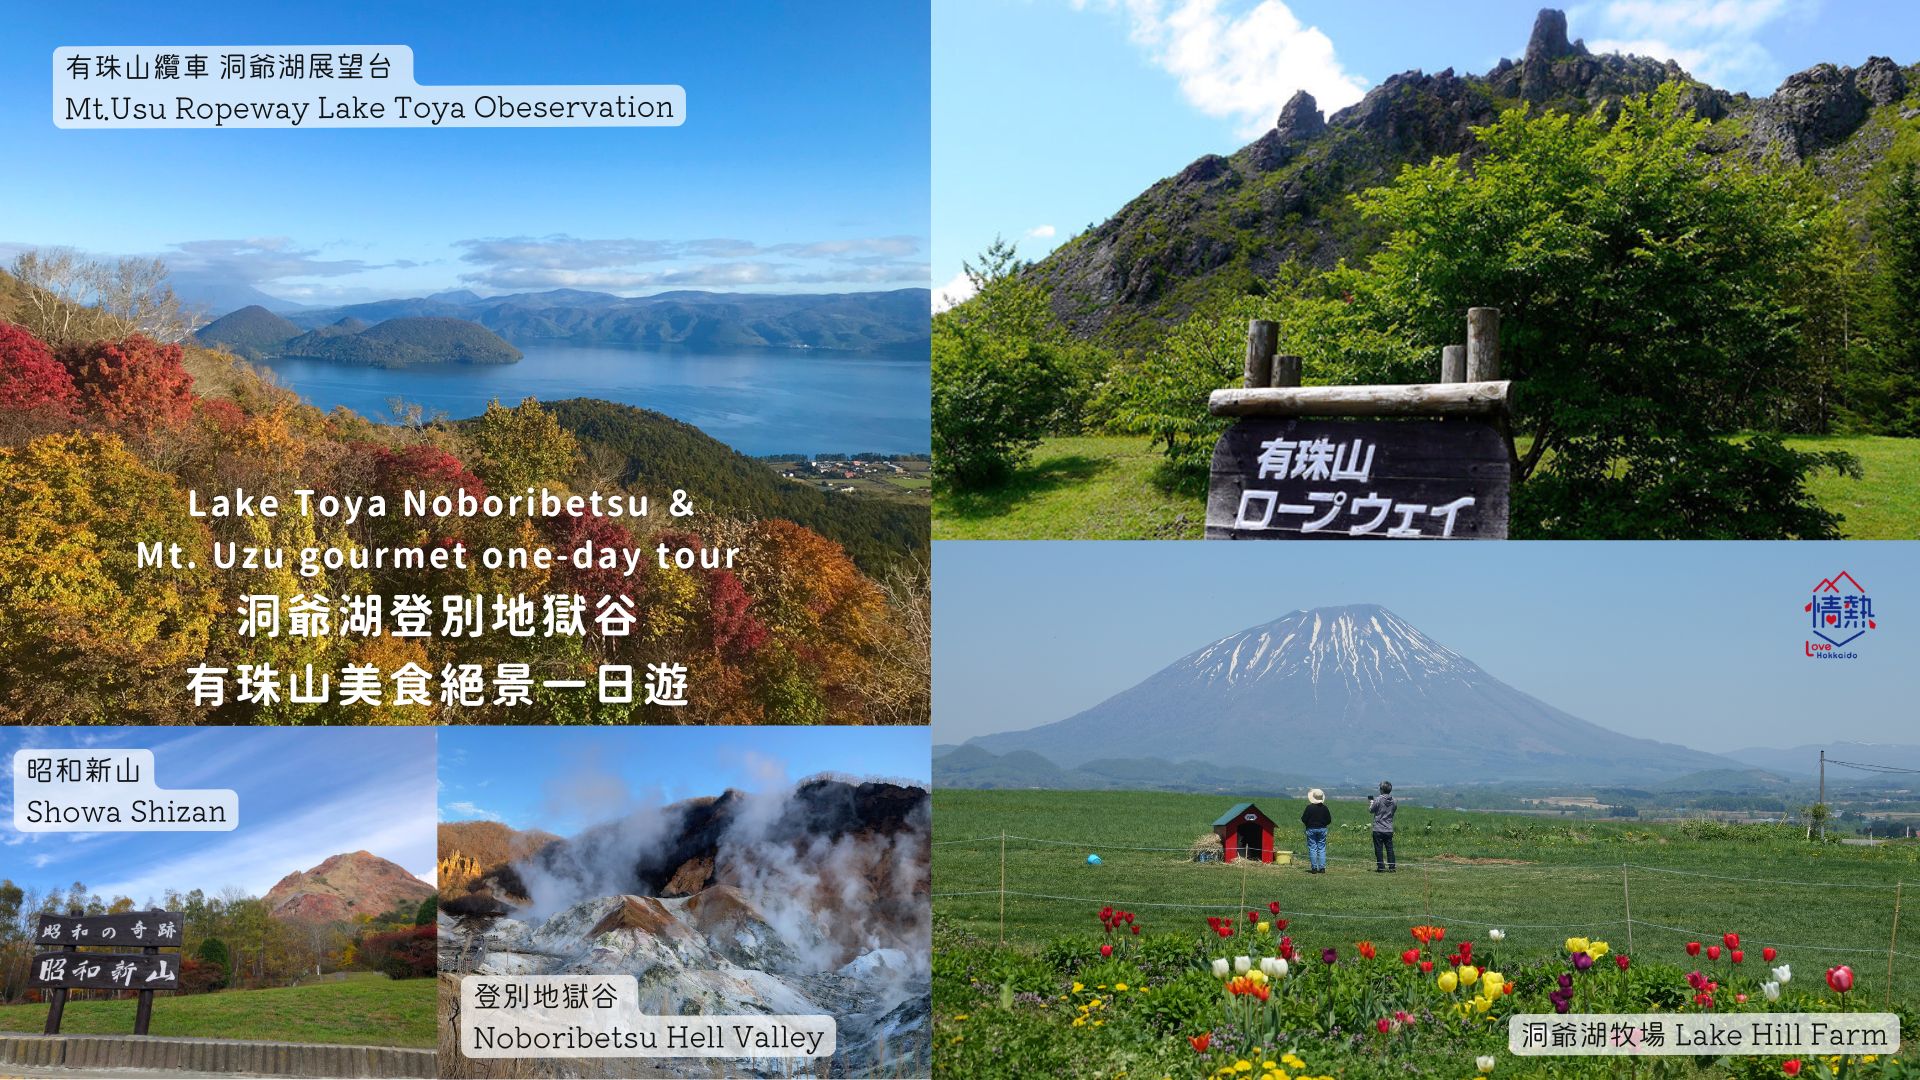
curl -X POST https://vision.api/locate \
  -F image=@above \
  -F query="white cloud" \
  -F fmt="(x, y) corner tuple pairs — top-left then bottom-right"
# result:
(444, 800), (502, 822)
(932, 270), (976, 314)
(1076, 0), (1366, 138)
(1583, 0), (1811, 89)
(1027, 224), (1058, 239)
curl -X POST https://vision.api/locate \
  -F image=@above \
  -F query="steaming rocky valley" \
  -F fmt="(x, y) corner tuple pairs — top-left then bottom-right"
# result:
(437, 778), (931, 1078)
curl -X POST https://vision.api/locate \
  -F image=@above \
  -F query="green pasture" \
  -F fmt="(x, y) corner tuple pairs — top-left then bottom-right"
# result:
(0, 972), (435, 1047)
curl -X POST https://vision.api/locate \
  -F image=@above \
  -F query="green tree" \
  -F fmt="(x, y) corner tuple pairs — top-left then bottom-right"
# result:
(415, 895), (438, 926)
(194, 937), (231, 989)
(931, 238), (1079, 489)
(1300, 84), (1856, 538)
(466, 397), (583, 492)
(1845, 162), (1920, 434)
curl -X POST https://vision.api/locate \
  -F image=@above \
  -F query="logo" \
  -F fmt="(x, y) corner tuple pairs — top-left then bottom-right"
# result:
(1803, 572), (1876, 660)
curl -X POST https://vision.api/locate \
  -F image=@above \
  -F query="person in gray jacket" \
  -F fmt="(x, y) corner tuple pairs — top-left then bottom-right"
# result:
(1369, 781), (1397, 872)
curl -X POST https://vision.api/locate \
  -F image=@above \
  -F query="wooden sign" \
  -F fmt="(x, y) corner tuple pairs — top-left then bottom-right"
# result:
(29, 951), (179, 990)
(1205, 418), (1510, 540)
(33, 910), (183, 947)
(29, 909), (182, 1036)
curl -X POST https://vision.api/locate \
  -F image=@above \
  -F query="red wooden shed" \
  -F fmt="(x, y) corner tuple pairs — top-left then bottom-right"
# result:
(1213, 802), (1276, 863)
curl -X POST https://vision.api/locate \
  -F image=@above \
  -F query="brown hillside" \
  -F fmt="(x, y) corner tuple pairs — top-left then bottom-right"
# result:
(263, 850), (435, 923)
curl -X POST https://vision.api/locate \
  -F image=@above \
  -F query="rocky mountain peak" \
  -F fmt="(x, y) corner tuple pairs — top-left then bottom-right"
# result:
(263, 850), (434, 923)
(1276, 90), (1325, 141)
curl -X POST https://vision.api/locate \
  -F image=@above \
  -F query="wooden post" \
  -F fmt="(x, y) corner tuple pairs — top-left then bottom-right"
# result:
(1244, 320), (1278, 389)
(998, 832), (1007, 947)
(1622, 865), (1634, 957)
(1466, 308), (1500, 381)
(1888, 882), (1903, 1009)
(133, 943), (158, 1036)
(1441, 344), (1466, 384)
(1273, 354), (1302, 389)
(43, 943), (75, 1035)
(1239, 857), (1248, 911)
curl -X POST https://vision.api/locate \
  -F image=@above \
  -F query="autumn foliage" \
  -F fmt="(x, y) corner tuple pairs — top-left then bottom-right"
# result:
(0, 321), (929, 724)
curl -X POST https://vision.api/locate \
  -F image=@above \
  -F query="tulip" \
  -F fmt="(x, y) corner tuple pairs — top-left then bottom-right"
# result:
(1269, 901), (1282, 915)
(1559, 973), (1575, 991)
(1732, 949), (1744, 964)
(1211, 958), (1230, 978)
(1488, 929), (1506, 942)
(1216, 926), (1232, 938)
(1687, 971), (1707, 990)
(1099, 906), (1113, 921)
(1763, 980), (1781, 1001)
(1826, 966), (1854, 993)
(1252, 983), (1271, 1001)
(1322, 947), (1338, 965)
(1588, 941), (1609, 960)
(1131, 924), (1141, 935)
(1459, 964), (1481, 985)
(1248, 911), (1258, 923)
(1395, 1010), (1413, 1024)
(1459, 941), (1473, 955)
(1100, 944), (1113, 958)
(1686, 941), (1702, 957)
(1420, 960), (1434, 973)
(1358, 941), (1377, 960)
(1402, 948), (1420, 965)
(1477, 1055), (1496, 1073)
(1258, 921), (1271, 934)
(1377, 1017), (1392, 1034)
(1773, 964), (1791, 984)
(1783, 1060), (1802, 1076)
(1190, 1034), (1211, 1053)
(1572, 952), (1593, 971)
(1437, 970), (1460, 993)
(1503, 982), (1514, 995)
(1234, 956), (1251, 974)
(1724, 932), (1740, 950)
(1275, 919), (1290, 931)
(1737, 993), (1748, 1003)
(1565, 937), (1590, 955)
(1707, 945), (1721, 961)
(1763, 947), (1778, 962)
(1552, 994), (1571, 1014)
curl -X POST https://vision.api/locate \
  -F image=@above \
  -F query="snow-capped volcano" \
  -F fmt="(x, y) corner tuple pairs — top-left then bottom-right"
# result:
(967, 604), (1734, 784)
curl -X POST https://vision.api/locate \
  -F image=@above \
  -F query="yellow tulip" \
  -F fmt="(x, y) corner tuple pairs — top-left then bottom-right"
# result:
(1258, 921), (1271, 933)
(1437, 970), (1459, 993)
(1565, 937), (1590, 955)
(1589, 941), (1609, 960)
(1458, 964), (1480, 985)
(1474, 995), (1491, 1013)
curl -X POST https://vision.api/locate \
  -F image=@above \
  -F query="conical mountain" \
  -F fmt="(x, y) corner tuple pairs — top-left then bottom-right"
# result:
(967, 604), (1733, 783)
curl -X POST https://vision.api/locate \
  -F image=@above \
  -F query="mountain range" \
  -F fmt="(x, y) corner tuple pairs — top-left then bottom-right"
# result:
(195, 306), (521, 367)
(963, 604), (1738, 785)
(261, 850), (436, 924)
(186, 286), (933, 353)
(1024, 7), (1919, 345)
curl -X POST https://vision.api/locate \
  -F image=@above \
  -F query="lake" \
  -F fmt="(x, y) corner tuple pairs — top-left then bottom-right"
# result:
(253, 341), (930, 456)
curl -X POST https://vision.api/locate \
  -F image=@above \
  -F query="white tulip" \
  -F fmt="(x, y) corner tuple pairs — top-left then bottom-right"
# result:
(1211, 957), (1230, 978)
(1762, 981), (1781, 1001)
(1234, 955), (1252, 974)
(1488, 929), (1506, 942)
(1772, 964), (1791, 984)
(1477, 1055), (1497, 1073)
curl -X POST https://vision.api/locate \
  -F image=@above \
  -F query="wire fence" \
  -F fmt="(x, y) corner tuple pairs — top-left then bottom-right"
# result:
(933, 831), (1917, 1003)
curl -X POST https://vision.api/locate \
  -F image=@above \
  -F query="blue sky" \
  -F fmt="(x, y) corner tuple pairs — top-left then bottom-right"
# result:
(933, 0), (1920, 304)
(0, 1), (929, 305)
(933, 541), (1919, 752)
(439, 727), (932, 835)
(0, 728), (435, 903)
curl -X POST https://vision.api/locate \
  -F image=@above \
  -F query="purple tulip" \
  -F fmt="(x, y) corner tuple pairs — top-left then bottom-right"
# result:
(1321, 947), (1339, 965)
(1558, 973), (1574, 991)
(1553, 995), (1572, 1014)
(1573, 952), (1593, 971)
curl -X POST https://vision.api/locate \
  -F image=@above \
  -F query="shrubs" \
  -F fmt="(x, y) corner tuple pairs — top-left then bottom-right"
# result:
(58, 333), (195, 435)
(358, 925), (435, 980)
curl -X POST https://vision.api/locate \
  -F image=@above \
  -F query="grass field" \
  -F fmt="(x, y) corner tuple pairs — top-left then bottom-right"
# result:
(932, 789), (1920, 1077)
(0, 972), (435, 1047)
(934, 433), (1920, 540)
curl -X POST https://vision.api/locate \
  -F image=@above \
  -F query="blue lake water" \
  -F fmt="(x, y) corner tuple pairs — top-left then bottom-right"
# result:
(253, 341), (930, 457)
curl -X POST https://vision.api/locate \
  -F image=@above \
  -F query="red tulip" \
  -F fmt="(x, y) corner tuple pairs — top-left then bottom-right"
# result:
(1216, 926), (1232, 938)
(1131, 924), (1141, 935)
(1099, 906), (1113, 921)
(1737, 993), (1748, 1003)
(1269, 901), (1282, 915)
(1420, 960), (1434, 973)
(1783, 1060), (1802, 1076)
(1616, 954), (1630, 971)
(1207, 916), (1221, 929)
(1458, 941), (1472, 954)
(1249, 911), (1259, 923)
(1376, 1017), (1392, 1033)
(1190, 1034), (1211, 1054)
(1826, 966), (1854, 993)
(1707, 945), (1721, 961)
(1274, 919), (1290, 931)
(1763, 947), (1778, 962)
(1252, 983), (1271, 1001)
(1401, 948), (1420, 966)
(1394, 1010), (1412, 1024)
(1686, 941), (1702, 957)
(1100, 944), (1113, 958)
(1358, 941), (1377, 960)
(1503, 982), (1514, 994)
(1731, 950), (1744, 964)
(1724, 932), (1740, 950)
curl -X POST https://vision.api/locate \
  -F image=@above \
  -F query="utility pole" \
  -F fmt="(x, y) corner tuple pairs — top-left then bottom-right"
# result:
(1818, 750), (1827, 841)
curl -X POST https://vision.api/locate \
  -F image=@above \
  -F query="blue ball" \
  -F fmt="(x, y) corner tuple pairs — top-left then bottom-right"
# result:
(1086, 854), (1102, 866)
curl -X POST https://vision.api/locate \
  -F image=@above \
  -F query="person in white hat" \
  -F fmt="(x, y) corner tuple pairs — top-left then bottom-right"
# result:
(1300, 788), (1331, 874)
